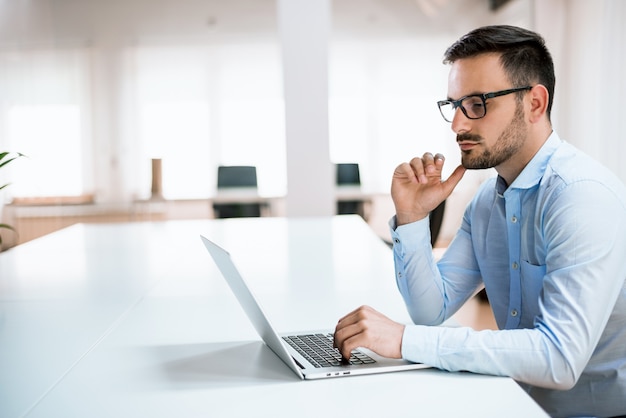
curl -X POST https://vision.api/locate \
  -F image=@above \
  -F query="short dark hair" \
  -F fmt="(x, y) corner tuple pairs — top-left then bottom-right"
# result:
(443, 25), (555, 120)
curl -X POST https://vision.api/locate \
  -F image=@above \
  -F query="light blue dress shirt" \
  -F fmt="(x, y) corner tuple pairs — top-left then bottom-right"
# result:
(390, 133), (626, 417)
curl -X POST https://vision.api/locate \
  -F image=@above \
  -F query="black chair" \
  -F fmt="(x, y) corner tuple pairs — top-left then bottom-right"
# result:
(216, 166), (257, 189)
(429, 200), (446, 247)
(336, 163), (365, 217)
(336, 163), (361, 186)
(212, 166), (262, 218)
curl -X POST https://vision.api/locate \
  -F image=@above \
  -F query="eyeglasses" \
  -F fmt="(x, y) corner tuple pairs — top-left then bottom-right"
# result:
(437, 86), (532, 123)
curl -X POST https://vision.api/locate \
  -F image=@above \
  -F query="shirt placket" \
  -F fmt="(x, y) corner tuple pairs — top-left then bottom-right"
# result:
(504, 191), (522, 329)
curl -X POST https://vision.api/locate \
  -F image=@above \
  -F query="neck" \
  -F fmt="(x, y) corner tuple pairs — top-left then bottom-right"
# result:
(496, 125), (553, 185)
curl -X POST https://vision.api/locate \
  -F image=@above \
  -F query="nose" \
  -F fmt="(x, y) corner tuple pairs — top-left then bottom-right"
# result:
(451, 107), (471, 134)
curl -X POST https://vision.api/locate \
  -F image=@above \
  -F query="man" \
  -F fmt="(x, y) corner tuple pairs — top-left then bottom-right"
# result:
(334, 25), (626, 417)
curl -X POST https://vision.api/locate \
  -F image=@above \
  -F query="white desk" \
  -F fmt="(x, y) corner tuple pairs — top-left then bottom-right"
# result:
(0, 216), (547, 418)
(210, 187), (377, 218)
(211, 188), (277, 205)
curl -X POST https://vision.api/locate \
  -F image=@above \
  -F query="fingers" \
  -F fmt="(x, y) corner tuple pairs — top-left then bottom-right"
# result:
(334, 305), (370, 359)
(334, 306), (404, 360)
(335, 305), (363, 324)
(421, 152), (436, 176)
(392, 162), (419, 185)
(426, 153), (447, 176)
(410, 153), (446, 183)
(392, 152), (463, 226)
(394, 153), (447, 186)
(334, 323), (363, 360)
(441, 164), (466, 196)
(411, 155), (428, 183)
(434, 153), (445, 169)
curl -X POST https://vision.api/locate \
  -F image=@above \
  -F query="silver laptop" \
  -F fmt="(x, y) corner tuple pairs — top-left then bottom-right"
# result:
(200, 235), (431, 380)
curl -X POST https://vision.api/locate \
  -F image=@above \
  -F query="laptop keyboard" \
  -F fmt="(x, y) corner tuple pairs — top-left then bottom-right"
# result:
(282, 333), (376, 368)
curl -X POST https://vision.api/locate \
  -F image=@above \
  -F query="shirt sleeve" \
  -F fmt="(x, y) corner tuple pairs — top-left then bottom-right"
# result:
(396, 179), (626, 391)
(389, 211), (483, 326)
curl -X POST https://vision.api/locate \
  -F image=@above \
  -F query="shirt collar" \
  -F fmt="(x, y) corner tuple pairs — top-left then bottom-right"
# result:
(496, 131), (562, 196)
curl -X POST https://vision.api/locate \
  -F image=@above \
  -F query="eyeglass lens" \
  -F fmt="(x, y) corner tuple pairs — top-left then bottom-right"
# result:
(440, 96), (485, 122)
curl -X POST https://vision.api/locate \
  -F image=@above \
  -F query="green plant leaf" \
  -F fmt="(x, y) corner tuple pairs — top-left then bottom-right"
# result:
(0, 151), (24, 249)
(0, 152), (26, 169)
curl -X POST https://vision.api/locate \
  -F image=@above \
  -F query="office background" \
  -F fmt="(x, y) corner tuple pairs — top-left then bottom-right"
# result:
(0, 0), (624, 249)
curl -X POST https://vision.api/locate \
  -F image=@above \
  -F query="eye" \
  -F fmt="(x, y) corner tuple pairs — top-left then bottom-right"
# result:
(463, 97), (485, 118)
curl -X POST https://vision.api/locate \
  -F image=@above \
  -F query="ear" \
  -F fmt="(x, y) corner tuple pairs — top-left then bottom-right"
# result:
(527, 84), (549, 123)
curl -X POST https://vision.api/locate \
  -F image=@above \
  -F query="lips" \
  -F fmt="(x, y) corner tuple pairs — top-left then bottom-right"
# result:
(458, 141), (479, 151)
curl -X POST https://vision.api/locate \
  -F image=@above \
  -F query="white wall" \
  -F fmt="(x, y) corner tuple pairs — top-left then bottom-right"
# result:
(1, 0), (624, 225)
(279, 0), (334, 217)
(535, 0), (626, 184)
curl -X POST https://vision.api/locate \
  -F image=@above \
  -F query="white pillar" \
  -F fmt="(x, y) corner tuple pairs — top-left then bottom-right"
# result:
(278, 0), (334, 217)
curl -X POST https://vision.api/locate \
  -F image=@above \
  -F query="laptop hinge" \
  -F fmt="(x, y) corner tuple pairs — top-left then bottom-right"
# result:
(292, 356), (305, 370)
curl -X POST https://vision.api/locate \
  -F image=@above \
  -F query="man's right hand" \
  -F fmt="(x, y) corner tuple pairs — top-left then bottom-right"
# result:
(391, 153), (466, 226)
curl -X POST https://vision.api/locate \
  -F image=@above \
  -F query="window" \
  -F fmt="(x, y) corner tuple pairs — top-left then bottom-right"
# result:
(329, 39), (458, 191)
(1, 30), (461, 202)
(0, 48), (91, 200)
(133, 43), (286, 200)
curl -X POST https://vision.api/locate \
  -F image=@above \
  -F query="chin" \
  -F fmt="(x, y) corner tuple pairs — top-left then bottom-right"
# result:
(462, 158), (491, 170)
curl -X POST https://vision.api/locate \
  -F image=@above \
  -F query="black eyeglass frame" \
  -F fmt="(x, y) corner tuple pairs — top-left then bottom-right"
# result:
(437, 86), (533, 123)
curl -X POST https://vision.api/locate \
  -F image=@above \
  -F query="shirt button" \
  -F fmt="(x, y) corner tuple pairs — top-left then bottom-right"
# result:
(511, 309), (518, 317)
(512, 262), (519, 270)
(511, 216), (518, 223)
(393, 238), (400, 244)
